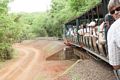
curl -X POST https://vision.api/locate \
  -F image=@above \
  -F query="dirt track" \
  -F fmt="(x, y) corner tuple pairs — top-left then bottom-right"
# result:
(0, 40), (74, 80)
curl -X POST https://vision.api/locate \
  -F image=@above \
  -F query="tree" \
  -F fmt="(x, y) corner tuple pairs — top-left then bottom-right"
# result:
(0, 0), (13, 61)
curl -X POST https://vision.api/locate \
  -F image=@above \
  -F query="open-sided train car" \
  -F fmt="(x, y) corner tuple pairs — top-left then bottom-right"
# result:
(63, 0), (112, 63)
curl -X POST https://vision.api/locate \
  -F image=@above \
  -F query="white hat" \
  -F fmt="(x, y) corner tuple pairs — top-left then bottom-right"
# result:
(88, 21), (96, 27)
(86, 23), (89, 26)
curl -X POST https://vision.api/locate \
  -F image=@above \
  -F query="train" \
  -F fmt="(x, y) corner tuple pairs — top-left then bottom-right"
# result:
(63, 0), (115, 63)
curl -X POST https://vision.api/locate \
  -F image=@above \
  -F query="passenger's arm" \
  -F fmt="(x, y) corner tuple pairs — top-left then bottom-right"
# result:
(113, 65), (120, 70)
(99, 22), (105, 32)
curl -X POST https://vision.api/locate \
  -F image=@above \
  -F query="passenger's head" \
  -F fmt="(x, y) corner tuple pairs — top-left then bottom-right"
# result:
(108, 0), (120, 20)
(104, 14), (115, 26)
(88, 21), (96, 28)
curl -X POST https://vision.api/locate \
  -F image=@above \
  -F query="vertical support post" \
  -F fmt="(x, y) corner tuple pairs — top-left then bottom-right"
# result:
(102, 0), (108, 16)
(91, 9), (94, 21)
(76, 18), (80, 45)
(63, 24), (66, 39)
(96, 6), (100, 24)
(87, 12), (90, 23)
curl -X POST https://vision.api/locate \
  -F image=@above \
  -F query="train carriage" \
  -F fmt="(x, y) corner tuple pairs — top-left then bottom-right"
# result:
(63, 0), (111, 63)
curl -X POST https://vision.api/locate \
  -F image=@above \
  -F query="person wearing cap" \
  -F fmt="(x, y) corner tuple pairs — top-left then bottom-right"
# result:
(107, 0), (120, 79)
(88, 21), (97, 37)
(88, 21), (100, 53)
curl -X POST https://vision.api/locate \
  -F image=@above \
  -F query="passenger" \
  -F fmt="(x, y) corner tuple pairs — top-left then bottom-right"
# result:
(97, 19), (108, 56)
(84, 23), (90, 37)
(73, 26), (77, 36)
(107, 0), (120, 79)
(88, 21), (96, 37)
(83, 25), (87, 34)
(104, 14), (115, 32)
(69, 27), (74, 36)
(88, 21), (100, 53)
(78, 24), (84, 36)
(78, 24), (84, 47)
(99, 14), (114, 44)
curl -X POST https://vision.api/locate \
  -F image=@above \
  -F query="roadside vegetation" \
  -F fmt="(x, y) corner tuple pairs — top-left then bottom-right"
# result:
(0, 0), (100, 61)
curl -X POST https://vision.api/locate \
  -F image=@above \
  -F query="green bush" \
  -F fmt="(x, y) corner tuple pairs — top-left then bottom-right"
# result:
(0, 43), (13, 61)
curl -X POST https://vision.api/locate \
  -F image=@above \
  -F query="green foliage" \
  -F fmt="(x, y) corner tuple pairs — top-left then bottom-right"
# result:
(0, 43), (13, 61)
(0, 0), (102, 61)
(68, 0), (85, 11)
(34, 27), (48, 37)
(0, 0), (14, 61)
(0, 0), (8, 14)
(0, 0), (101, 46)
(26, 0), (101, 38)
(30, 13), (48, 37)
(68, 0), (101, 16)
(9, 13), (37, 42)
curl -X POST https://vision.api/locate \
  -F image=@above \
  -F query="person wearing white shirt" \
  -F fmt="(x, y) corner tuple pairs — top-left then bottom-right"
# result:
(107, 0), (120, 80)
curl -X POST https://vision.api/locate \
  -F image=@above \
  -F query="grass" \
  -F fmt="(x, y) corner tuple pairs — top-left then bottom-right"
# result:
(12, 49), (19, 59)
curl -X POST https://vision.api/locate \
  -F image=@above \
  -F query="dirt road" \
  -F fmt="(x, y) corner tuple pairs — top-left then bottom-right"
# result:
(0, 40), (74, 80)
